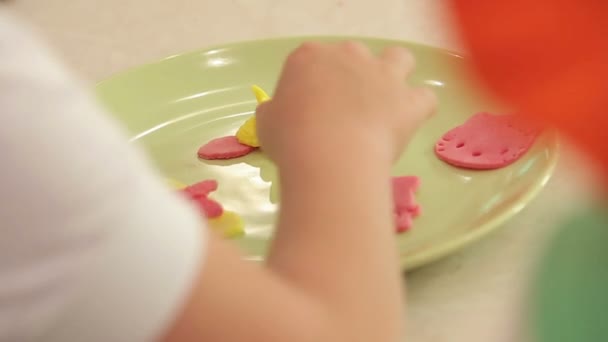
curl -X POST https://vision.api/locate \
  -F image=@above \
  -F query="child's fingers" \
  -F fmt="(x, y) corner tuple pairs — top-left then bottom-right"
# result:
(338, 41), (372, 58)
(254, 101), (271, 146)
(380, 46), (415, 77)
(255, 101), (271, 117)
(407, 87), (437, 123)
(255, 100), (274, 132)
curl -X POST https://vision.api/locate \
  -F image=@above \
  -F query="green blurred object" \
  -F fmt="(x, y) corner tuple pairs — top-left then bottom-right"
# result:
(532, 205), (608, 341)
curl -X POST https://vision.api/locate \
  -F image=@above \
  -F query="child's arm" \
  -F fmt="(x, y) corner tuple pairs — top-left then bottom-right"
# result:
(166, 165), (399, 342)
(165, 42), (436, 342)
(0, 12), (434, 341)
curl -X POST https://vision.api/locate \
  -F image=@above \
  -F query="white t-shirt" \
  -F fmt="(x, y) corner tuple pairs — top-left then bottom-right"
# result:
(0, 11), (206, 342)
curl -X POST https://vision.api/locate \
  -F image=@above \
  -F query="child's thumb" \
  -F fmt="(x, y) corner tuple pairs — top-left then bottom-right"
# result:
(255, 101), (272, 118)
(407, 87), (437, 126)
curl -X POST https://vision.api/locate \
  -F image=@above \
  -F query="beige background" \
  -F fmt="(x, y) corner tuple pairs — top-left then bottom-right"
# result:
(9, 1), (598, 341)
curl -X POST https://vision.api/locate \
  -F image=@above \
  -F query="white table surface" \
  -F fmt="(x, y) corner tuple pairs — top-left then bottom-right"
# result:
(9, 1), (599, 341)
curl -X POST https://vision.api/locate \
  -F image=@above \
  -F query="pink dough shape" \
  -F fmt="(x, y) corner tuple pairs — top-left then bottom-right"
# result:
(392, 176), (420, 213)
(196, 196), (224, 218)
(395, 212), (413, 233)
(183, 180), (218, 198)
(180, 179), (224, 218)
(198, 136), (256, 160)
(435, 113), (540, 170)
(392, 176), (421, 233)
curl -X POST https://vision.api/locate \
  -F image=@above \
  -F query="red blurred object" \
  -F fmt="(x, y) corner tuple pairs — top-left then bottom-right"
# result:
(449, 0), (608, 174)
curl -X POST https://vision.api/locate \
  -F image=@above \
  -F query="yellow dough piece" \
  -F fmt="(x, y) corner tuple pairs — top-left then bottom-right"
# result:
(251, 84), (271, 103)
(236, 85), (271, 148)
(167, 178), (186, 189)
(169, 179), (245, 238)
(208, 211), (245, 238)
(236, 116), (260, 147)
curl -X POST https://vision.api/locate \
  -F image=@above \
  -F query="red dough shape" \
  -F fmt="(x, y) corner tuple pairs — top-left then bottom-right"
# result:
(183, 180), (218, 198)
(182, 177), (422, 230)
(435, 113), (540, 170)
(395, 213), (413, 233)
(196, 197), (223, 218)
(198, 136), (256, 160)
(181, 180), (224, 218)
(392, 176), (421, 233)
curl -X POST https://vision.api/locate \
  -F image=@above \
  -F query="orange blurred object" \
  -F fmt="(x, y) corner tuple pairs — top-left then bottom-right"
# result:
(449, 0), (608, 173)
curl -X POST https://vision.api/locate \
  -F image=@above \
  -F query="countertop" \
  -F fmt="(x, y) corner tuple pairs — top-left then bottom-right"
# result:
(10, 1), (598, 341)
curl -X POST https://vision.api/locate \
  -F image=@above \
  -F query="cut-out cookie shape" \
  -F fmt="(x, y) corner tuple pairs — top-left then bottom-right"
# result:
(181, 181), (224, 218)
(236, 85), (271, 147)
(435, 112), (540, 170)
(198, 136), (257, 160)
(195, 197), (224, 218)
(392, 176), (421, 233)
(180, 180), (245, 238)
(183, 179), (218, 198)
(208, 211), (245, 238)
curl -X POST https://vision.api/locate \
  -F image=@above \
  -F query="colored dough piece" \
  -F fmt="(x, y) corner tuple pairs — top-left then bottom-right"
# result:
(236, 117), (260, 148)
(208, 211), (246, 238)
(235, 85), (271, 147)
(435, 112), (540, 170)
(183, 179), (218, 198)
(195, 196), (224, 218)
(180, 180), (245, 237)
(180, 180), (224, 218)
(166, 178), (186, 189)
(392, 176), (421, 233)
(197, 136), (256, 160)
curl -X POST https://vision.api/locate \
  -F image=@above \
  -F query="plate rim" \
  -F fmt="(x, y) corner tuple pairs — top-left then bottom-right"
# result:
(96, 35), (466, 87)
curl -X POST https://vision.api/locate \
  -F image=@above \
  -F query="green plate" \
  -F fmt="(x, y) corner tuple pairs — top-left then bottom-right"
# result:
(96, 37), (558, 270)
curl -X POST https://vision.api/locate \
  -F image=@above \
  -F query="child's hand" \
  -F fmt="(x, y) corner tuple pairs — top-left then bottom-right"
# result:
(256, 41), (436, 167)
